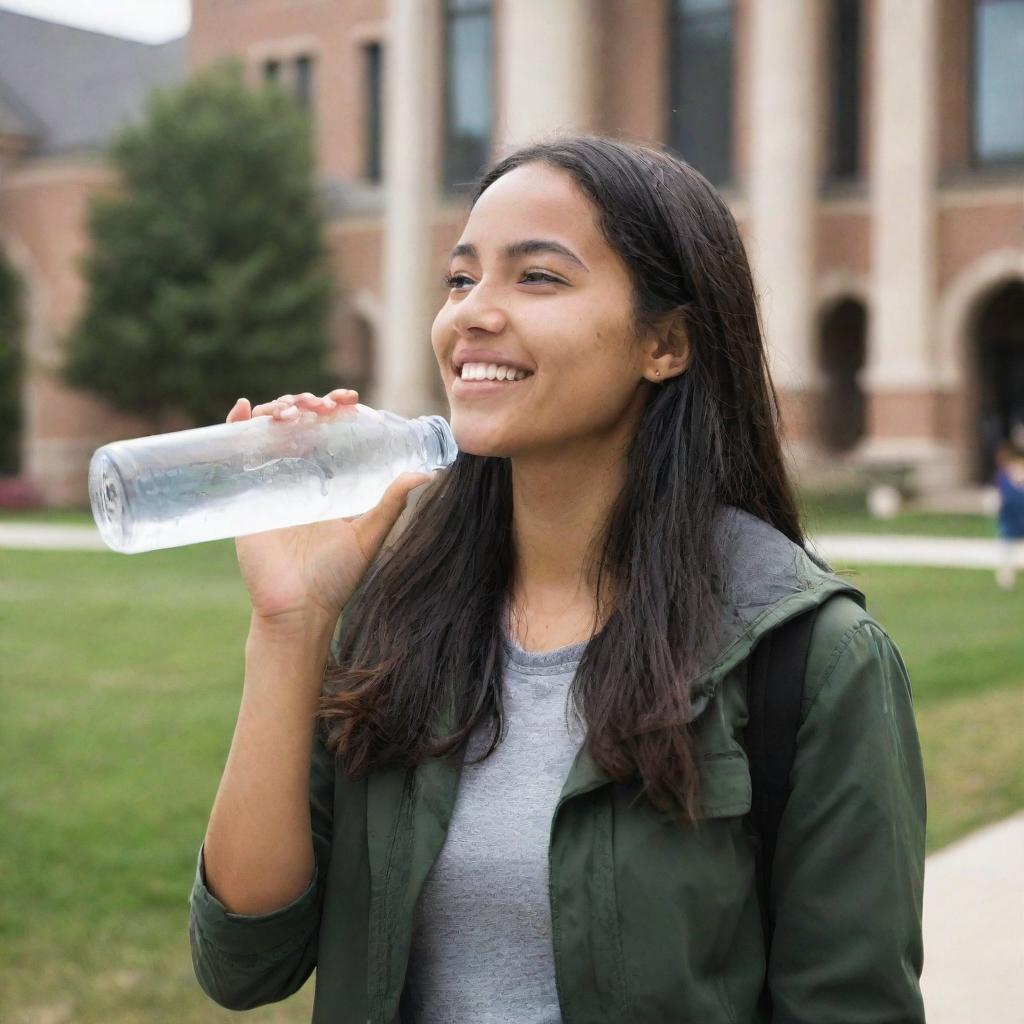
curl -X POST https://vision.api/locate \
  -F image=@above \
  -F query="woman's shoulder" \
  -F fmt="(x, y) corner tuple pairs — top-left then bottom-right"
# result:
(801, 592), (910, 714)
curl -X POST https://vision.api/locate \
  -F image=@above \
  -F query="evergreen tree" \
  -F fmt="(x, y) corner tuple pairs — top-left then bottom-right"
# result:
(0, 249), (24, 474)
(63, 60), (336, 427)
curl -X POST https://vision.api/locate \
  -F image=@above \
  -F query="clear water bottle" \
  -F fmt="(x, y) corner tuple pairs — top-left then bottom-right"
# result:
(89, 403), (458, 554)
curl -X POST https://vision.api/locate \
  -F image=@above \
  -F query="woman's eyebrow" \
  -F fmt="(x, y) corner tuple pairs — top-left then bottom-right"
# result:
(448, 240), (589, 272)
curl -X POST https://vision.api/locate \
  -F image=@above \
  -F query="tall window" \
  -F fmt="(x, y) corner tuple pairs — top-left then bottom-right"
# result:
(972, 0), (1024, 165)
(443, 0), (493, 193)
(827, 0), (862, 181)
(667, 0), (735, 186)
(295, 54), (314, 111)
(364, 43), (384, 183)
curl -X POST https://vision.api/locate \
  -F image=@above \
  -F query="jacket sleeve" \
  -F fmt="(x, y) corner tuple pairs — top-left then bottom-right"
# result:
(188, 720), (336, 1010)
(766, 603), (926, 1024)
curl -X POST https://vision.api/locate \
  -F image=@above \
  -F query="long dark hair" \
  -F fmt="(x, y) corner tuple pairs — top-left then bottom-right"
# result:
(318, 135), (804, 822)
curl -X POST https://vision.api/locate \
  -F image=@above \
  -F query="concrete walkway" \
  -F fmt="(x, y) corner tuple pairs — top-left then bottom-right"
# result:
(809, 532), (1024, 570)
(920, 811), (1024, 1024)
(0, 522), (107, 550)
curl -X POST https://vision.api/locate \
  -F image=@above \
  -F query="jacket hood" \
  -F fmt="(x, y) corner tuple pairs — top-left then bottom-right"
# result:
(685, 505), (865, 718)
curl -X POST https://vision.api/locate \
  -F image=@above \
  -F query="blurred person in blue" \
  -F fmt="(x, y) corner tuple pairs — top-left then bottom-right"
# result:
(993, 425), (1024, 589)
(188, 136), (925, 1023)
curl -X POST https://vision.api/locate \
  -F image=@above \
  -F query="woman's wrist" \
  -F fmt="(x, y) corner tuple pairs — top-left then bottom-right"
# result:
(247, 607), (338, 652)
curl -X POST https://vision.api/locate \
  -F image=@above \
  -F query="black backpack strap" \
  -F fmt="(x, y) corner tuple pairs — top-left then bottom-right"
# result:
(744, 603), (823, 1018)
(745, 605), (820, 937)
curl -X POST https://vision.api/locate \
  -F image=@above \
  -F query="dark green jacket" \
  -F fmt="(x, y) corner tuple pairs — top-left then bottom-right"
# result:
(189, 508), (926, 1023)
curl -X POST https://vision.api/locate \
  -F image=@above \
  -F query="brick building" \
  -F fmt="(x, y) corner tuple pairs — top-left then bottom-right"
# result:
(1, 0), (1022, 505)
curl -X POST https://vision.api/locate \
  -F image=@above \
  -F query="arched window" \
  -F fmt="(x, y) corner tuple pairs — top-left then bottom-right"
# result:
(333, 312), (377, 402)
(817, 298), (867, 454)
(666, 0), (735, 186)
(973, 280), (1024, 480)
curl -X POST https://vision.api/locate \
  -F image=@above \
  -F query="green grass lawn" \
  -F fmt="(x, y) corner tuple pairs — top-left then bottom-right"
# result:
(0, 542), (315, 1023)
(0, 545), (1021, 1021)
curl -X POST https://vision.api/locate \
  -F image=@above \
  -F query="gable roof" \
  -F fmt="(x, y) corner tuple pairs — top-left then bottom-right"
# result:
(0, 9), (187, 155)
(0, 72), (41, 140)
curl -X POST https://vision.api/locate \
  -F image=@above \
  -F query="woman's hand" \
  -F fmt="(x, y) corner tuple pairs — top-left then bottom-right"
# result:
(226, 389), (436, 635)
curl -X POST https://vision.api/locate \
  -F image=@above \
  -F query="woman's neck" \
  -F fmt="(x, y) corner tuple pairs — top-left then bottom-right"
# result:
(506, 446), (624, 628)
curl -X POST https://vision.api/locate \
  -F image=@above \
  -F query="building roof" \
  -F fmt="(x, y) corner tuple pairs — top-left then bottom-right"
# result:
(0, 9), (187, 155)
(0, 72), (42, 140)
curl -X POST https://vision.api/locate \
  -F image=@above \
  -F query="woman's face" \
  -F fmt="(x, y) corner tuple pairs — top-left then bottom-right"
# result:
(432, 162), (659, 459)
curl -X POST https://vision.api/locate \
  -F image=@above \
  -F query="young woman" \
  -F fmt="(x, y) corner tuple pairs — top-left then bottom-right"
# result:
(189, 136), (926, 1023)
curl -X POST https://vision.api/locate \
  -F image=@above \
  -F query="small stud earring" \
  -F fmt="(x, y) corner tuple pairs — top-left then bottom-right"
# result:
(654, 370), (661, 377)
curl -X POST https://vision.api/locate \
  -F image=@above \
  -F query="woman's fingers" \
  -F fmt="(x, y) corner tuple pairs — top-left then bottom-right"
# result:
(234, 389), (358, 423)
(327, 388), (359, 403)
(226, 397), (251, 423)
(250, 399), (288, 418)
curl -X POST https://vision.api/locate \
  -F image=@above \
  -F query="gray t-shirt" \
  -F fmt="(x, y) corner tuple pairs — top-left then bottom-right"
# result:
(403, 630), (589, 1023)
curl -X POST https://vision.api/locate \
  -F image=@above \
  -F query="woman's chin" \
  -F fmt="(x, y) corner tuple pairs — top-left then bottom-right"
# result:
(450, 419), (517, 459)
(453, 437), (513, 459)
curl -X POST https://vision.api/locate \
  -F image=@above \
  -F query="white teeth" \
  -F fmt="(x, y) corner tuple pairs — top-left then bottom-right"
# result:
(459, 361), (531, 381)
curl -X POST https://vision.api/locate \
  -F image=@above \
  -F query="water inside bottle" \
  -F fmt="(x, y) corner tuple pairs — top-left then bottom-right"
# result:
(91, 407), (449, 553)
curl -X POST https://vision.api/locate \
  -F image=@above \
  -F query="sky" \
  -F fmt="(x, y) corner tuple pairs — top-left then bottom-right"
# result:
(0, 0), (190, 43)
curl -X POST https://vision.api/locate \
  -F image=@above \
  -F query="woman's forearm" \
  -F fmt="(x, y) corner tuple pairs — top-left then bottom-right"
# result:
(201, 612), (336, 915)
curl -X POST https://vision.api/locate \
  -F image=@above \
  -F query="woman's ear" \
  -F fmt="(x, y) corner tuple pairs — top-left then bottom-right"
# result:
(645, 308), (692, 381)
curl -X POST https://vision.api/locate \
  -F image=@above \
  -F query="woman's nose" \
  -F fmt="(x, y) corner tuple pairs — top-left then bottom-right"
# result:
(451, 282), (508, 336)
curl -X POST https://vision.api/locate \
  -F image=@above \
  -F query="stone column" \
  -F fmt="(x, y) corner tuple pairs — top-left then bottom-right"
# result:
(496, 0), (595, 152)
(866, 0), (938, 455)
(747, 0), (822, 438)
(380, 0), (442, 417)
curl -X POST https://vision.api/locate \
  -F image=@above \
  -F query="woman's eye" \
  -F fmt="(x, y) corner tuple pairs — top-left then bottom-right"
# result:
(442, 270), (563, 289)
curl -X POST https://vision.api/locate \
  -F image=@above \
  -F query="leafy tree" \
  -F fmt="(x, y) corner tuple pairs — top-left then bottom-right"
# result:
(0, 248), (24, 474)
(62, 60), (337, 427)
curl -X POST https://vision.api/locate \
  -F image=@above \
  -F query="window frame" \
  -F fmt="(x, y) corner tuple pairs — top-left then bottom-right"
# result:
(825, 0), (863, 183)
(441, 0), (494, 195)
(969, 0), (1024, 168)
(665, 0), (737, 188)
(294, 53), (314, 112)
(362, 41), (384, 184)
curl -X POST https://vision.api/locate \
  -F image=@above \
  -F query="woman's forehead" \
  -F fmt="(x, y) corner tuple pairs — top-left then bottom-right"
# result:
(462, 163), (602, 256)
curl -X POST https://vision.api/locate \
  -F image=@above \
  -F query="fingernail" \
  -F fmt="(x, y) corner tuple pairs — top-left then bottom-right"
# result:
(281, 406), (299, 419)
